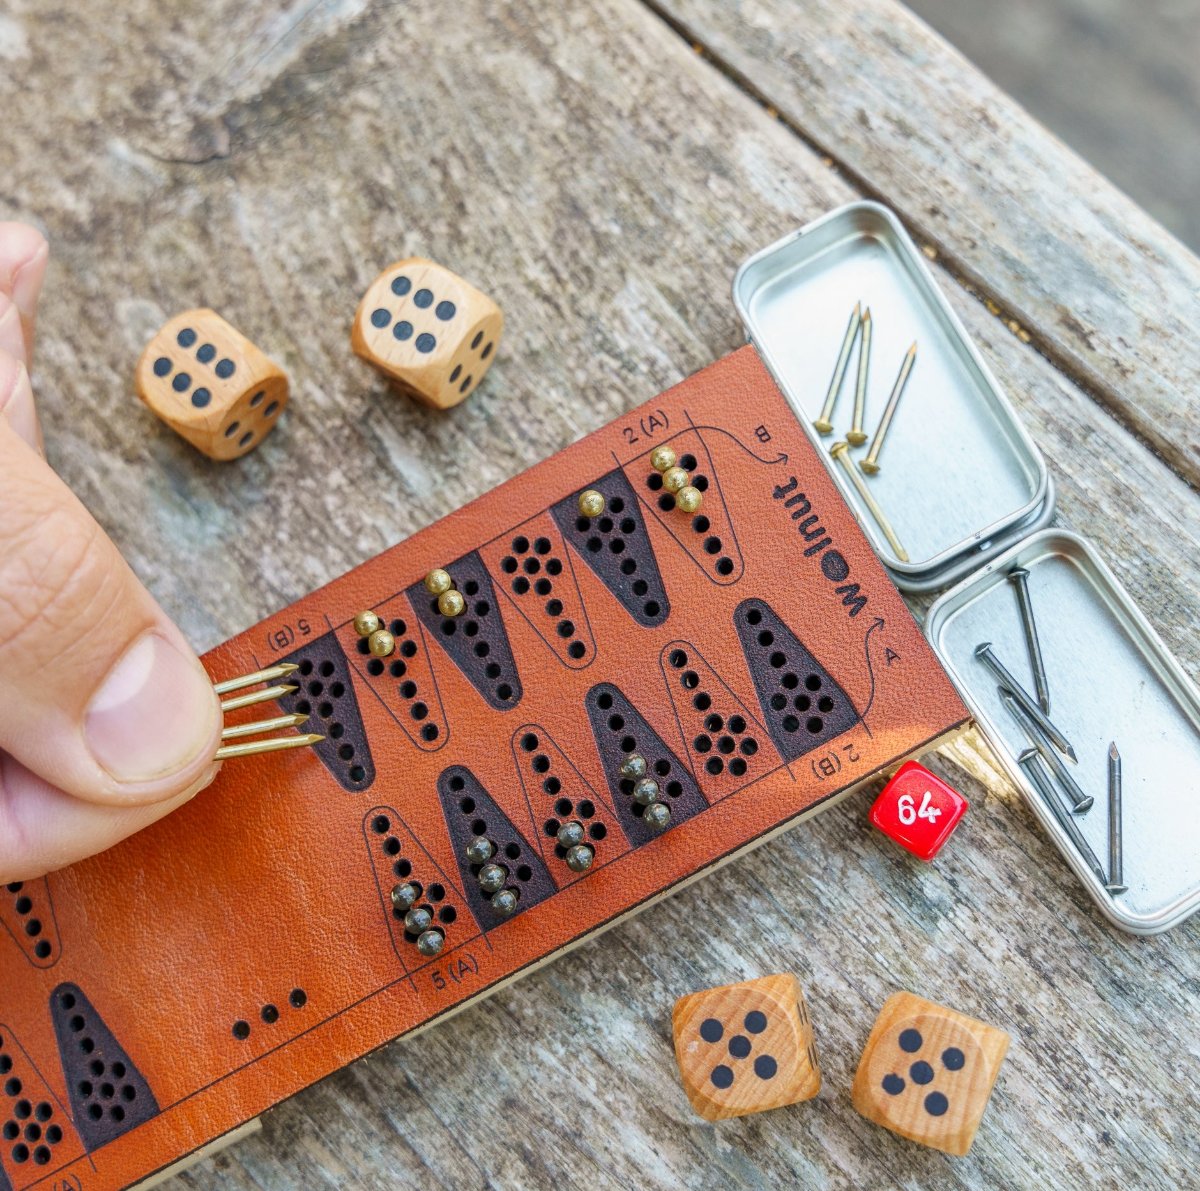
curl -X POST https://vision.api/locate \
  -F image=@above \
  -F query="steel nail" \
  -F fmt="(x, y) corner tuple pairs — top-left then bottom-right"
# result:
(1107, 741), (1127, 894)
(814, 302), (862, 435)
(1008, 567), (1050, 714)
(1018, 748), (1108, 885)
(975, 643), (1077, 762)
(999, 690), (1092, 812)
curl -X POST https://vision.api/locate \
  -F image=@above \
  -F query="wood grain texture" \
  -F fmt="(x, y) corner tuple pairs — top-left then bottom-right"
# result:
(650, 0), (1200, 491)
(1, 0), (1198, 1187)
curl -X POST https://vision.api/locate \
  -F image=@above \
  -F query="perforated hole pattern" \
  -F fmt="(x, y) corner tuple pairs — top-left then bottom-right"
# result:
(501, 536), (587, 661)
(643, 453), (734, 577)
(278, 631), (375, 791)
(584, 683), (709, 843)
(358, 616), (441, 743)
(516, 731), (609, 855)
(49, 983), (158, 1150)
(0, 1034), (62, 1168)
(665, 647), (758, 779)
(4, 881), (53, 961)
(551, 470), (669, 628)
(370, 813), (457, 933)
(436, 766), (556, 925)
(733, 599), (860, 763)
(407, 553), (523, 711)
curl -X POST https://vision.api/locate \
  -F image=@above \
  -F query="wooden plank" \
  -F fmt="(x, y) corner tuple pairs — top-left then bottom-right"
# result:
(0, 0), (1196, 1187)
(647, 0), (1200, 491)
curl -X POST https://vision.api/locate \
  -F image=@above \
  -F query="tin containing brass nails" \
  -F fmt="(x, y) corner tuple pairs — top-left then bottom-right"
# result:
(829, 441), (909, 562)
(813, 302), (861, 435)
(734, 203), (1054, 590)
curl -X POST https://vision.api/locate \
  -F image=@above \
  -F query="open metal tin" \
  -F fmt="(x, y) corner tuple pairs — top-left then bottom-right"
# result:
(926, 530), (1200, 934)
(735, 201), (1200, 933)
(733, 201), (1053, 593)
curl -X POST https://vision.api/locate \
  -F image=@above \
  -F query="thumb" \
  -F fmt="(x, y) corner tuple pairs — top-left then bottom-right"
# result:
(0, 417), (223, 805)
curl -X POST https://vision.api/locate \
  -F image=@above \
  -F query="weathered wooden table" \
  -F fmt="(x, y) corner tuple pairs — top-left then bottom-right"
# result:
(4, 0), (1199, 1186)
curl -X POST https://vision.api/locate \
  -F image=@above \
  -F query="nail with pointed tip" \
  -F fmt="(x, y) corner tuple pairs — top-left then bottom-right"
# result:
(975, 643), (1076, 762)
(215, 732), (324, 761)
(814, 302), (862, 435)
(999, 690), (1092, 812)
(219, 683), (298, 713)
(862, 341), (917, 474)
(1106, 741), (1127, 894)
(830, 440), (909, 562)
(847, 307), (872, 446)
(221, 712), (310, 740)
(1008, 567), (1050, 714)
(212, 662), (299, 695)
(1018, 747), (1108, 885)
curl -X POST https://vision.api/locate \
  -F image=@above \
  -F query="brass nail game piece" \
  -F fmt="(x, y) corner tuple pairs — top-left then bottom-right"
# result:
(814, 302), (861, 434)
(830, 441), (909, 562)
(862, 341), (917, 474)
(847, 307), (872, 446)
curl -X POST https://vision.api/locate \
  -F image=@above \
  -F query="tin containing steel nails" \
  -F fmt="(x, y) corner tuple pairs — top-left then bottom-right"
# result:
(926, 529), (1200, 934)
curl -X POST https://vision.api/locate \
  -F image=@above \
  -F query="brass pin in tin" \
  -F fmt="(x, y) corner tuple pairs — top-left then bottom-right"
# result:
(813, 302), (862, 435)
(847, 308), (872, 446)
(862, 341), (917, 474)
(830, 441), (909, 562)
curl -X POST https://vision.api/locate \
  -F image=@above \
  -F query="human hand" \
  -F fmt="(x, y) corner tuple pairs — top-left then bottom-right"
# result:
(0, 223), (222, 883)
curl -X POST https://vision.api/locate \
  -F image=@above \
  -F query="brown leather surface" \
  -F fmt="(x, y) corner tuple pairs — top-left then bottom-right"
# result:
(0, 346), (967, 1190)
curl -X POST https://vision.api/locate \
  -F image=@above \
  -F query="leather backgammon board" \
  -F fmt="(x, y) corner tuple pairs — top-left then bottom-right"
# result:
(0, 346), (968, 1189)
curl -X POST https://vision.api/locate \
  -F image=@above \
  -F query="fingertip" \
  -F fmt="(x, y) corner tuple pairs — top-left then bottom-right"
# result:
(0, 349), (43, 453)
(0, 222), (49, 357)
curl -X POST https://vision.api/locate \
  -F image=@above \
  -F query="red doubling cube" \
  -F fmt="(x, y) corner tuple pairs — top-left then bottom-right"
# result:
(869, 760), (967, 862)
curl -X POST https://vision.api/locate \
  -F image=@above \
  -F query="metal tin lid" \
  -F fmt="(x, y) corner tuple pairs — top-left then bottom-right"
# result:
(733, 201), (1053, 591)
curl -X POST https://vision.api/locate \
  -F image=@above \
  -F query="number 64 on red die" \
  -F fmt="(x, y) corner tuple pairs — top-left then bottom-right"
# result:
(869, 761), (968, 862)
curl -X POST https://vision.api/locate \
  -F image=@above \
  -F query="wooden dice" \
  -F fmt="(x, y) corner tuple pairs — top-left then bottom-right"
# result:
(135, 310), (288, 461)
(672, 974), (820, 1120)
(852, 991), (1009, 1155)
(352, 258), (502, 409)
